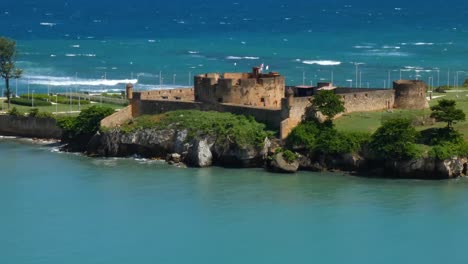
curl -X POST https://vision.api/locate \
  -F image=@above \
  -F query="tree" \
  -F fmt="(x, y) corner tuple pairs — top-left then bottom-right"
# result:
(430, 99), (465, 129)
(310, 90), (345, 121)
(369, 118), (420, 160)
(0, 37), (22, 109)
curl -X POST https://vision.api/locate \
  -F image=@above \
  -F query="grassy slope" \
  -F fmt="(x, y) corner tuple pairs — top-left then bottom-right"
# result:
(335, 89), (468, 140)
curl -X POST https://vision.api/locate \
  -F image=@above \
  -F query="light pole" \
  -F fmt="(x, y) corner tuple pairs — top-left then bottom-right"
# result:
(15, 78), (18, 98)
(456, 71), (464, 89)
(347, 79), (352, 87)
(355, 63), (359, 88)
(173, 74), (176, 85)
(189, 71), (192, 86)
(32, 90), (35, 108)
(388, 70), (391, 88)
(436, 69), (440, 87)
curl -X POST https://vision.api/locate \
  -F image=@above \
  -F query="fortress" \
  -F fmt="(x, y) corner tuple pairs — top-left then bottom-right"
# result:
(102, 67), (429, 139)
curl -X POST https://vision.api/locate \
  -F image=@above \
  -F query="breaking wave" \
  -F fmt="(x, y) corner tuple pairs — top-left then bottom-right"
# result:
(302, 60), (341, 66)
(26, 75), (138, 86)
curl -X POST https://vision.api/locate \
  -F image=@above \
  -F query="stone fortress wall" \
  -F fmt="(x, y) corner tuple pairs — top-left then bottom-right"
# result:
(101, 68), (429, 139)
(194, 67), (285, 109)
(394, 80), (429, 109)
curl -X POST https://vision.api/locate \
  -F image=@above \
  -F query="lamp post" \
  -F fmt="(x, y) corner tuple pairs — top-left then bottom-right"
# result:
(189, 71), (191, 86)
(32, 90), (35, 108)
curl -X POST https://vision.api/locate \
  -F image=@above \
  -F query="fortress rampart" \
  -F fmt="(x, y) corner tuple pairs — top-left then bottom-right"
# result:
(194, 68), (285, 108)
(101, 69), (429, 140)
(393, 80), (429, 109)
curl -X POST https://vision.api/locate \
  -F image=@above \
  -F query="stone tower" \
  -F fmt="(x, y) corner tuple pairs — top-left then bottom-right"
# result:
(393, 80), (429, 109)
(126, 83), (134, 100)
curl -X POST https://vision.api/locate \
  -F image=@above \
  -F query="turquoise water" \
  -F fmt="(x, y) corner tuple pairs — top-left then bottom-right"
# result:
(2, 140), (468, 263)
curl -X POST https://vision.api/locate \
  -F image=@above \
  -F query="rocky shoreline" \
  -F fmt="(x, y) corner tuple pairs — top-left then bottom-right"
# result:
(83, 127), (467, 180)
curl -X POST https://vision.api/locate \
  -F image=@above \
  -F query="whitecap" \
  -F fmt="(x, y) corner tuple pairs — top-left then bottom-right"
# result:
(148, 39), (156, 43)
(71, 44), (80, 48)
(83, 54), (96, 57)
(50, 54), (56, 57)
(302, 60), (341, 66)
(26, 75), (138, 87)
(243, 56), (259, 60)
(65, 54), (77, 57)
(40, 22), (56, 27)
(226, 56), (243, 60)
(188, 51), (199, 54)
(413, 42), (434, 46)
(353, 45), (373, 49)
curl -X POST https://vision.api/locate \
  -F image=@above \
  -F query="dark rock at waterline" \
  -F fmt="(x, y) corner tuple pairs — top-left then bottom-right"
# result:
(267, 152), (299, 173)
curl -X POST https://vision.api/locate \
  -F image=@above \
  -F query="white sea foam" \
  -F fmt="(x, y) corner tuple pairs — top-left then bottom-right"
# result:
(412, 42), (434, 46)
(40, 22), (56, 27)
(71, 44), (80, 48)
(188, 51), (199, 54)
(226, 56), (259, 60)
(353, 45), (373, 49)
(26, 75), (138, 87)
(65, 54), (77, 57)
(302, 60), (341, 66)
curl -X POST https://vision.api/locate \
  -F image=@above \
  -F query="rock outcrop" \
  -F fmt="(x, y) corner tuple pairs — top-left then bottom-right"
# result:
(267, 152), (299, 173)
(89, 128), (269, 168)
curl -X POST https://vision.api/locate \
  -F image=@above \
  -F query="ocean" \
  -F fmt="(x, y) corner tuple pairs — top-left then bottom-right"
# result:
(1, 0), (468, 95)
(2, 139), (468, 263)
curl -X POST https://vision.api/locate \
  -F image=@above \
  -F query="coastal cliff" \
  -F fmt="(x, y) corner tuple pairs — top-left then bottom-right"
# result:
(88, 127), (270, 168)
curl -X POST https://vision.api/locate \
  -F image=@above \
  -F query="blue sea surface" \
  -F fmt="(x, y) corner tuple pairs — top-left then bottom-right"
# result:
(1, 0), (468, 94)
(1, 139), (468, 263)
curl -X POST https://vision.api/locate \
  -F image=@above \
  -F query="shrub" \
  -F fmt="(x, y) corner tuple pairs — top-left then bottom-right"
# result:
(58, 105), (115, 142)
(286, 120), (370, 155)
(419, 127), (464, 146)
(428, 142), (468, 160)
(28, 108), (39, 117)
(10, 97), (52, 107)
(282, 150), (298, 163)
(286, 121), (320, 149)
(369, 118), (421, 160)
(20, 94), (90, 105)
(8, 107), (23, 116)
(28, 108), (54, 119)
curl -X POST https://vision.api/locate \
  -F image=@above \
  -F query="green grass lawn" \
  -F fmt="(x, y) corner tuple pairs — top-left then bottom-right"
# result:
(335, 90), (468, 139)
(0, 99), (123, 116)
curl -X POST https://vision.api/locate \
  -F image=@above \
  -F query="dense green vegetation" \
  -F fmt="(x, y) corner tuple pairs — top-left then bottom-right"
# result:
(287, 120), (370, 155)
(290, 96), (468, 161)
(369, 118), (421, 160)
(58, 106), (115, 145)
(10, 97), (52, 107)
(121, 110), (272, 147)
(20, 94), (90, 105)
(310, 90), (345, 120)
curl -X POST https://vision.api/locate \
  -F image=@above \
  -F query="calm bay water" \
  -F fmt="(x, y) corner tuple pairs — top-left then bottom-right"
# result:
(1, 140), (468, 263)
